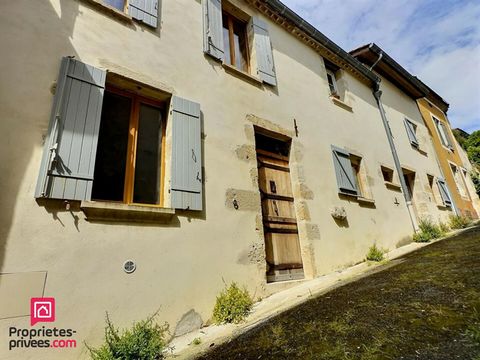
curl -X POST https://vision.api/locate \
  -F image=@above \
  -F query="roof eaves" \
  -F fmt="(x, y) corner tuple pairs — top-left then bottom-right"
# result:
(246, 0), (379, 85)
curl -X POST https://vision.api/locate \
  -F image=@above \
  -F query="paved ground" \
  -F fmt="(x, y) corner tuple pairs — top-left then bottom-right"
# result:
(197, 226), (480, 360)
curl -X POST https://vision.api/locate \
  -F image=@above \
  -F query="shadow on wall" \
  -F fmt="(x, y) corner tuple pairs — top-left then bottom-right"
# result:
(0, 0), (80, 272)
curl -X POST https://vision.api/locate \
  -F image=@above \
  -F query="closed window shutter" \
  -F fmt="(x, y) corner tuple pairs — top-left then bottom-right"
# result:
(203, 0), (224, 61)
(437, 178), (452, 206)
(250, 17), (277, 86)
(129, 0), (159, 28)
(404, 119), (419, 147)
(171, 96), (203, 211)
(331, 146), (358, 195)
(35, 57), (106, 201)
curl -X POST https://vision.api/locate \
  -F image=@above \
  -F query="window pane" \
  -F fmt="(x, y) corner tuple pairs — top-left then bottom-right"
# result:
(133, 104), (163, 205)
(92, 92), (131, 202)
(104, 0), (124, 11)
(233, 21), (248, 72)
(327, 73), (336, 93)
(223, 22), (231, 65)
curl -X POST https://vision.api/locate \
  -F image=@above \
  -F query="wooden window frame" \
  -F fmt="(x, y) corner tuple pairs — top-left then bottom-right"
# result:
(223, 11), (250, 74)
(326, 69), (338, 96)
(350, 157), (365, 198)
(104, 85), (167, 208)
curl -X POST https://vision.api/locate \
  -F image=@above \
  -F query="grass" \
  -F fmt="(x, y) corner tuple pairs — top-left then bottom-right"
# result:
(198, 226), (480, 360)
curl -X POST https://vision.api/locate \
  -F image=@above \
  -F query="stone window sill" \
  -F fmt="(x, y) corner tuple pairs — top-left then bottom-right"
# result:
(411, 143), (428, 156)
(385, 181), (402, 191)
(222, 63), (263, 86)
(330, 96), (353, 112)
(81, 201), (175, 223)
(357, 197), (375, 205)
(81, 0), (133, 24)
(436, 204), (451, 210)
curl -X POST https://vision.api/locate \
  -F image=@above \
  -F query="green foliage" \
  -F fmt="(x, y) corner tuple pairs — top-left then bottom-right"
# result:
(192, 337), (201, 346)
(87, 312), (169, 360)
(452, 129), (469, 151)
(449, 214), (472, 230)
(413, 218), (445, 243)
(366, 244), (384, 262)
(465, 130), (480, 167)
(212, 282), (253, 324)
(439, 221), (450, 234)
(471, 171), (480, 197)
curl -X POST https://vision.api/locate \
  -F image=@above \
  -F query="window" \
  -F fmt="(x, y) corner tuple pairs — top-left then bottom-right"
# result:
(404, 119), (419, 147)
(97, 0), (159, 28)
(351, 156), (366, 197)
(433, 116), (454, 150)
(331, 146), (371, 200)
(222, 12), (249, 73)
(381, 166), (394, 183)
(35, 57), (203, 212)
(92, 88), (165, 205)
(203, 0), (277, 85)
(450, 163), (468, 198)
(427, 174), (438, 203)
(326, 69), (338, 96)
(104, 0), (126, 11)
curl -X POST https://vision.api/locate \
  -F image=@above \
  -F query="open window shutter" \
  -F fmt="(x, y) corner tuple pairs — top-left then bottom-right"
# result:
(129, 0), (159, 28)
(331, 146), (358, 195)
(35, 57), (106, 201)
(203, 0), (224, 61)
(435, 119), (449, 147)
(440, 122), (454, 149)
(171, 96), (203, 211)
(437, 178), (452, 207)
(404, 119), (418, 147)
(250, 17), (277, 86)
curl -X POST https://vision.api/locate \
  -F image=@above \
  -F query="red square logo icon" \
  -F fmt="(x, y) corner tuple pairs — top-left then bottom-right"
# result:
(30, 298), (55, 326)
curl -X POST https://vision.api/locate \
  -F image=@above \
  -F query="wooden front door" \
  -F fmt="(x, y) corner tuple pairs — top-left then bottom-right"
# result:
(255, 133), (304, 282)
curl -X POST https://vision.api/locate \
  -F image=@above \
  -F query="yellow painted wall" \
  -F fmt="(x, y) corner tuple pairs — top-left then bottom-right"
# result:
(417, 98), (478, 219)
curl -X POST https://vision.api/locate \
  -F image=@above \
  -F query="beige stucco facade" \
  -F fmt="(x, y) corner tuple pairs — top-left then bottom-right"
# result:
(378, 78), (453, 225)
(0, 1), (456, 358)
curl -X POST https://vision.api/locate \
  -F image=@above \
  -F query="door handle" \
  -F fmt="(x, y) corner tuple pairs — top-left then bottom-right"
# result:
(273, 200), (279, 216)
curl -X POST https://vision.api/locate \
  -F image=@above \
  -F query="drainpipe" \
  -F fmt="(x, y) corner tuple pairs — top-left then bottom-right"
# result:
(371, 76), (419, 231)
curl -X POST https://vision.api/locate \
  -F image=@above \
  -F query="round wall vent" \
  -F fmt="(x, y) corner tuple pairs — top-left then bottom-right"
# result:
(123, 260), (136, 274)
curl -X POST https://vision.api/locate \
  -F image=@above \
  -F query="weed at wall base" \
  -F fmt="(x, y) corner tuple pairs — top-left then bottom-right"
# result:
(449, 214), (472, 230)
(366, 244), (384, 262)
(86, 312), (169, 360)
(212, 282), (253, 325)
(413, 218), (446, 243)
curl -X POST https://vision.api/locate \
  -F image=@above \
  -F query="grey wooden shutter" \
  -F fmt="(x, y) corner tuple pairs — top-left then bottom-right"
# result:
(35, 57), (106, 201)
(331, 146), (358, 195)
(250, 17), (277, 86)
(171, 96), (203, 211)
(404, 119), (419, 147)
(129, 0), (159, 28)
(440, 122), (454, 149)
(203, 0), (224, 61)
(437, 178), (452, 206)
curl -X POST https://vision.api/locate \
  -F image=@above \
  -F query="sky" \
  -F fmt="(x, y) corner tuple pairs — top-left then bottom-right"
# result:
(282, 0), (480, 133)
